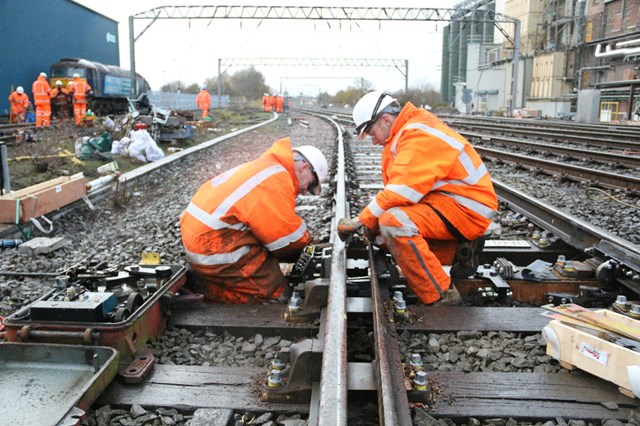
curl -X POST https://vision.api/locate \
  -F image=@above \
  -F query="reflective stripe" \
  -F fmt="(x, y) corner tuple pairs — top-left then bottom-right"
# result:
(432, 163), (488, 190)
(443, 192), (496, 219)
(366, 198), (384, 218)
(386, 184), (423, 203)
(185, 202), (247, 231)
(185, 245), (250, 266)
(380, 207), (418, 238)
(211, 166), (240, 187)
(265, 221), (308, 251)
(187, 164), (286, 231)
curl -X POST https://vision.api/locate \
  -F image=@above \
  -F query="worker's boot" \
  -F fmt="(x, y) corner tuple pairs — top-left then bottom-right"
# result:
(431, 284), (463, 306)
(450, 236), (485, 279)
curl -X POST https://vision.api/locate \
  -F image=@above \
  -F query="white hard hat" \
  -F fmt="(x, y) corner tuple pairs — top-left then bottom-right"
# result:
(73, 73), (80, 78)
(352, 90), (399, 140)
(16, 86), (24, 94)
(40, 72), (47, 78)
(201, 86), (206, 90)
(293, 146), (328, 195)
(56, 80), (62, 86)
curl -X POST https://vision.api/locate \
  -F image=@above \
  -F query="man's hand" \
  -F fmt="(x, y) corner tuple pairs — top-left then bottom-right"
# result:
(337, 218), (362, 241)
(362, 225), (377, 243)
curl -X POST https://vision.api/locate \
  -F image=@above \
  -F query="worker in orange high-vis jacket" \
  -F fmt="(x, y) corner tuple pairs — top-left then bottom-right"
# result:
(32, 72), (52, 127)
(180, 138), (329, 304)
(8, 86), (30, 124)
(338, 91), (498, 306)
(262, 93), (270, 112)
(275, 95), (284, 113)
(50, 80), (71, 121)
(68, 73), (92, 125)
(195, 87), (211, 119)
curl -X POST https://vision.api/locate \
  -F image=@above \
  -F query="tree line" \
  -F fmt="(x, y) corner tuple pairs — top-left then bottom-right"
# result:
(160, 67), (442, 107)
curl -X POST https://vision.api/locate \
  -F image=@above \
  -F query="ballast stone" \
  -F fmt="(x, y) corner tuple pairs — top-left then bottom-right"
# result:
(190, 408), (233, 426)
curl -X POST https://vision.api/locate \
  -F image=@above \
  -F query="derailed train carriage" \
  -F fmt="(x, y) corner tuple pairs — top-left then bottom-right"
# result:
(50, 58), (150, 115)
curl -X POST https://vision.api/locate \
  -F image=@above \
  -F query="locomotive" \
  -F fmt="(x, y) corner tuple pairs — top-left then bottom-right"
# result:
(49, 58), (150, 115)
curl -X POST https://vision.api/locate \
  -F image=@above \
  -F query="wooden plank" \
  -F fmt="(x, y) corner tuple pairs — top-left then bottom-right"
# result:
(171, 305), (550, 335)
(98, 364), (308, 414)
(426, 371), (637, 421)
(543, 304), (640, 341)
(401, 307), (549, 333)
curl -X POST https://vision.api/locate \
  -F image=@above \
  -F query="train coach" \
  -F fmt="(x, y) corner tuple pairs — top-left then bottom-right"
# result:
(49, 58), (150, 115)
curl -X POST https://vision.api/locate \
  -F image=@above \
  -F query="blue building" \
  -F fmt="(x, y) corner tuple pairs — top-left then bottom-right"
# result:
(0, 0), (119, 116)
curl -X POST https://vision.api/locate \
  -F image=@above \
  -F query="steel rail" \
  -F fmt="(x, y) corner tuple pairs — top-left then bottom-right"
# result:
(462, 131), (640, 168)
(297, 112), (349, 426)
(443, 115), (640, 141)
(368, 245), (413, 425)
(449, 121), (640, 150)
(492, 178), (640, 259)
(476, 146), (640, 190)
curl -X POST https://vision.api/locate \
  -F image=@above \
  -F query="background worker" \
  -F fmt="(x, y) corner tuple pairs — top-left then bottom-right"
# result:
(195, 87), (211, 119)
(180, 138), (328, 304)
(8, 86), (29, 124)
(50, 80), (70, 121)
(32, 72), (52, 127)
(262, 93), (270, 112)
(338, 91), (498, 306)
(68, 73), (92, 126)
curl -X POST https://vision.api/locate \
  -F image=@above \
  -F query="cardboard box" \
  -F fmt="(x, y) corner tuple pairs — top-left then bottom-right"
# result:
(543, 309), (640, 398)
(0, 173), (87, 224)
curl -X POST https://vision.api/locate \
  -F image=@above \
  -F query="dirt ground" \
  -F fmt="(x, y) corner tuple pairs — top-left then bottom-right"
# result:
(4, 106), (270, 191)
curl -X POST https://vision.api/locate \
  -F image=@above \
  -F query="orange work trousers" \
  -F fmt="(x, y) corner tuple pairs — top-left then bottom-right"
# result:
(35, 103), (51, 127)
(73, 102), (87, 125)
(378, 199), (487, 304)
(188, 245), (286, 304)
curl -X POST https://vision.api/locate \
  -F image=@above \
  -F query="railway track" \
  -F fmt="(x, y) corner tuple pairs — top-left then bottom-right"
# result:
(2, 110), (640, 425)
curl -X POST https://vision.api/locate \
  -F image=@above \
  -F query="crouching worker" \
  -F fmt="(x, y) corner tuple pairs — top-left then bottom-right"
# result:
(180, 138), (328, 304)
(338, 91), (498, 306)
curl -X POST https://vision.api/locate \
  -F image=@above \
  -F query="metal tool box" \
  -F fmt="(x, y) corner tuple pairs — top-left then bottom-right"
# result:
(3, 263), (187, 382)
(0, 342), (118, 426)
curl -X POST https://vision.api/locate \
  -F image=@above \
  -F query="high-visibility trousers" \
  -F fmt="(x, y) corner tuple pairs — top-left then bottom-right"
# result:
(187, 245), (287, 304)
(73, 102), (87, 125)
(378, 197), (487, 304)
(35, 103), (51, 127)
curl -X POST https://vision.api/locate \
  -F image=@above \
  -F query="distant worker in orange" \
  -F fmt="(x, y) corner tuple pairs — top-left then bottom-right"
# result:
(276, 95), (284, 113)
(50, 80), (71, 121)
(8, 86), (30, 124)
(68, 73), (92, 126)
(269, 95), (277, 112)
(180, 138), (329, 304)
(32, 72), (52, 127)
(262, 93), (270, 112)
(195, 87), (211, 119)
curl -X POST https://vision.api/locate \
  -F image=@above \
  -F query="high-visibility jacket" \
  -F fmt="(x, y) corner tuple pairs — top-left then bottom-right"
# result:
(50, 87), (70, 108)
(8, 92), (29, 113)
(32, 76), (51, 106)
(180, 137), (311, 303)
(196, 89), (211, 110)
(69, 78), (92, 103)
(359, 102), (497, 239)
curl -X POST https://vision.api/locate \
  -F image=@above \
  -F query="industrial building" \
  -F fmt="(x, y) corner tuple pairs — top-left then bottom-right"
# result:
(442, 0), (640, 123)
(0, 0), (119, 117)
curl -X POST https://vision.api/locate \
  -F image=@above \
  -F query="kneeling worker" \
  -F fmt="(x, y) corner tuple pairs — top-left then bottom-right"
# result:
(338, 91), (498, 306)
(180, 138), (328, 304)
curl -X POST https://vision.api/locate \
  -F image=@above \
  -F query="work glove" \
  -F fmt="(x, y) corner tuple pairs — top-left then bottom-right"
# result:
(337, 218), (362, 241)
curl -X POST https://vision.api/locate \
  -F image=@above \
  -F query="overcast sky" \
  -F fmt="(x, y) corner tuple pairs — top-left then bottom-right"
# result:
(74, 1), (455, 95)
